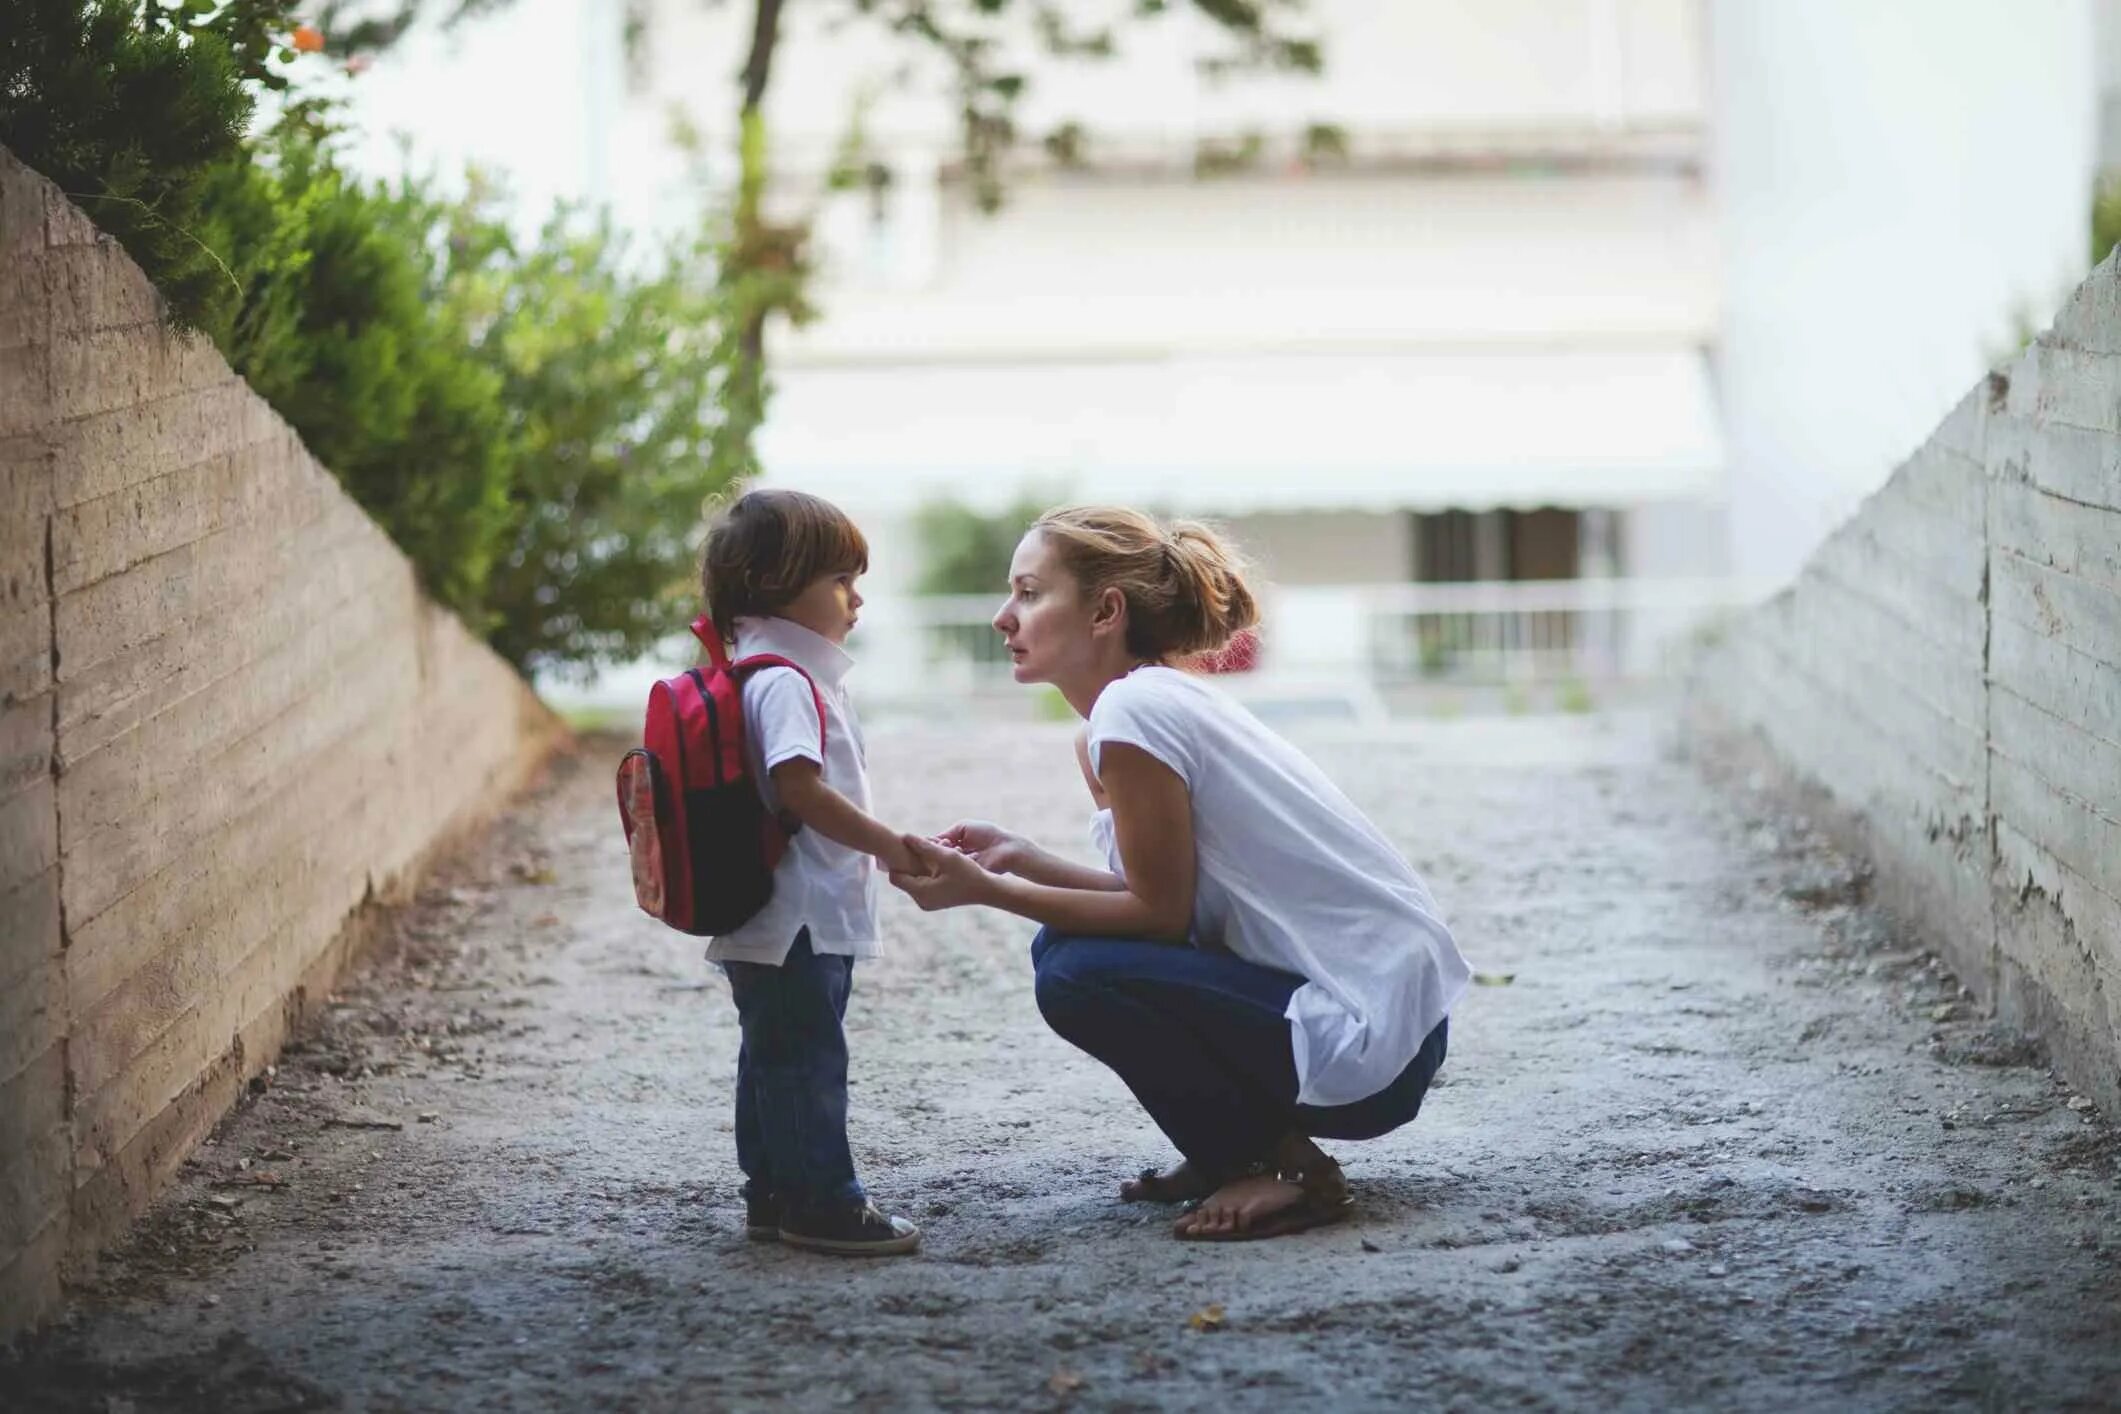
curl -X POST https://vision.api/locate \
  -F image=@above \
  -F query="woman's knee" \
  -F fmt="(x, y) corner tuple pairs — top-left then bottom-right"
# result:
(1029, 926), (1058, 971)
(1029, 932), (1107, 992)
(1031, 948), (1104, 1034)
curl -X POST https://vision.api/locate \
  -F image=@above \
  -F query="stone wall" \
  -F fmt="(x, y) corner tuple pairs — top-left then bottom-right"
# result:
(1694, 253), (2121, 1113)
(0, 149), (567, 1335)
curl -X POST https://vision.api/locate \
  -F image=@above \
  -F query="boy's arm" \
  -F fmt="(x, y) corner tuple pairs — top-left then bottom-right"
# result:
(770, 758), (919, 875)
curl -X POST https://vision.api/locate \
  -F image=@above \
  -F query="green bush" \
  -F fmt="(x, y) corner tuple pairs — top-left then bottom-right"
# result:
(446, 197), (749, 673)
(2096, 173), (2121, 269)
(0, 0), (281, 333)
(216, 124), (514, 623)
(216, 121), (744, 668)
(3, 3), (746, 674)
(913, 495), (1052, 595)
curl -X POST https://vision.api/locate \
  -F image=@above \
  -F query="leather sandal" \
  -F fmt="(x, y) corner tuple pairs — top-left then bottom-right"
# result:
(1173, 1140), (1354, 1242)
(1121, 1159), (1214, 1204)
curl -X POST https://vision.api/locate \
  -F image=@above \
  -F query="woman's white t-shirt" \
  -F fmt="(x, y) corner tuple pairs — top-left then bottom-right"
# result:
(1086, 666), (1470, 1108)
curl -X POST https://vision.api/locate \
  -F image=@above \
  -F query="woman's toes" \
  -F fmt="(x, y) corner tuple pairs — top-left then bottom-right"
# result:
(1175, 1202), (1226, 1236)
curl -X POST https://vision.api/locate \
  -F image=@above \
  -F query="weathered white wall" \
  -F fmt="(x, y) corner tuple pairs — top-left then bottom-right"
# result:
(0, 149), (568, 1335)
(1694, 250), (2121, 1111)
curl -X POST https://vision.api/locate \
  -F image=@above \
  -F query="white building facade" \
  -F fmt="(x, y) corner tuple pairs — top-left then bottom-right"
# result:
(339, 0), (2102, 708)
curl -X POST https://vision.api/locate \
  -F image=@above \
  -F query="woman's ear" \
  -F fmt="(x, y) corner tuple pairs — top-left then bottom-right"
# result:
(1091, 585), (1128, 637)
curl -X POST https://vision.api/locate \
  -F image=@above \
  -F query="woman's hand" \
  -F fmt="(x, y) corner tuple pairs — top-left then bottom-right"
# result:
(876, 833), (931, 880)
(889, 835), (1000, 911)
(936, 819), (1030, 876)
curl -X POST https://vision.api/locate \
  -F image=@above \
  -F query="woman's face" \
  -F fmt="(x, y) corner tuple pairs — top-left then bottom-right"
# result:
(992, 530), (1102, 685)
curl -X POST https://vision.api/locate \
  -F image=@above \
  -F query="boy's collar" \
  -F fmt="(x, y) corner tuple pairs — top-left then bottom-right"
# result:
(731, 615), (854, 686)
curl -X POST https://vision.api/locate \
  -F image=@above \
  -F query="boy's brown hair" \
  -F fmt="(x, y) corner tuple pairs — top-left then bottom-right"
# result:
(701, 489), (870, 644)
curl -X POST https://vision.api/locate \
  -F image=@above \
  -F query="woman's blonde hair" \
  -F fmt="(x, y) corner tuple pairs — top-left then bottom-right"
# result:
(1030, 505), (1260, 660)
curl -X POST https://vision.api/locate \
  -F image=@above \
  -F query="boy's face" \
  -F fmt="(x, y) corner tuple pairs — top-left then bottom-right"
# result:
(778, 569), (863, 645)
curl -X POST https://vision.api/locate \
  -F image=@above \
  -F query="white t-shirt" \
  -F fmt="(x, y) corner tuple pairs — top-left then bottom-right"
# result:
(1087, 666), (1471, 1108)
(706, 616), (882, 965)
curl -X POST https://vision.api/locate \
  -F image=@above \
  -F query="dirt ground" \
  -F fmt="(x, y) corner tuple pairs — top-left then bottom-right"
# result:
(4, 711), (2118, 1413)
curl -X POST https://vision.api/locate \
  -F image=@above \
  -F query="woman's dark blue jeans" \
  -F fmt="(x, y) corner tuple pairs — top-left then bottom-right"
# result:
(1029, 928), (1449, 1179)
(724, 929), (866, 1211)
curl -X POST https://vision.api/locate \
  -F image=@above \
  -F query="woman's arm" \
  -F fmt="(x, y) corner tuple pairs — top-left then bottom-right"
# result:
(1006, 845), (1128, 893)
(1074, 727), (1110, 809)
(899, 743), (1194, 938)
(935, 820), (1124, 892)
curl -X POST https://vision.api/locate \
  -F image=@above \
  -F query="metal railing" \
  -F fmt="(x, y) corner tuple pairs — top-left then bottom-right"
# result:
(1347, 576), (1763, 685)
(859, 577), (1763, 695)
(535, 577), (1769, 720)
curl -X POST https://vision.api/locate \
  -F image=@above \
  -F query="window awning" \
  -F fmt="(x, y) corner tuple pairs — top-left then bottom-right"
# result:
(756, 348), (1723, 515)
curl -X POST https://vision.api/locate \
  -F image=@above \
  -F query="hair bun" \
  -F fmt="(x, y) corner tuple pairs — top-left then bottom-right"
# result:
(1031, 506), (1260, 660)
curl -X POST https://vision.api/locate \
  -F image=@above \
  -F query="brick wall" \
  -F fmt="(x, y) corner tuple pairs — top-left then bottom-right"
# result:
(0, 149), (567, 1334)
(1694, 252), (2121, 1113)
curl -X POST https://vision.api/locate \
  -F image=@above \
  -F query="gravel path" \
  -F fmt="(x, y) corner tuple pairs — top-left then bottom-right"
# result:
(5, 712), (2118, 1412)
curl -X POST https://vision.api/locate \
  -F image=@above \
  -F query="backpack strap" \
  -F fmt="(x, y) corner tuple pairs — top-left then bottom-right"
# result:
(691, 616), (830, 755)
(729, 653), (830, 756)
(692, 615), (729, 669)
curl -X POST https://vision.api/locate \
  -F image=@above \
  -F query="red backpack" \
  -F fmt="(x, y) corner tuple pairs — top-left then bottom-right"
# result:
(615, 616), (825, 936)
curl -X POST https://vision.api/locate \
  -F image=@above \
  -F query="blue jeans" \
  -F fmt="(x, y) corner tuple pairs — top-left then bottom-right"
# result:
(1030, 929), (1449, 1178)
(724, 930), (865, 1210)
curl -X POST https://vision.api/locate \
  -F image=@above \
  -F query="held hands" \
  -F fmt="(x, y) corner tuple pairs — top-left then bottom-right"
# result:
(877, 833), (934, 880)
(933, 819), (1031, 875)
(888, 834), (1001, 912)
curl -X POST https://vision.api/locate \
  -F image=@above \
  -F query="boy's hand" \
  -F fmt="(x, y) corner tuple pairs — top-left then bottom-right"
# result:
(936, 819), (1029, 875)
(878, 834), (932, 879)
(889, 836), (994, 911)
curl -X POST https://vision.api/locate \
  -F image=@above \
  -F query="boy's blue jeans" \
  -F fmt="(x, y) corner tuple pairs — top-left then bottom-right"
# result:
(725, 929), (866, 1211)
(1030, 928), (1449, 1179)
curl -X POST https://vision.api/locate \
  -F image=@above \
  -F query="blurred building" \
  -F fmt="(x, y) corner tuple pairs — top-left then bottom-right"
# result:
(341, 0), (2101, 707)
(611, 0), (1726, 698)
(1711, 0), (2095, 587)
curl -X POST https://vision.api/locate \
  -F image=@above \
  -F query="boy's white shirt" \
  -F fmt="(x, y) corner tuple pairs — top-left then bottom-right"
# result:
(705, 615), (882, 966)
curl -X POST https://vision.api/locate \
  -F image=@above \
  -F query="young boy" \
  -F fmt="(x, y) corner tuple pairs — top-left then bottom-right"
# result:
(701, 489), (924, 1255)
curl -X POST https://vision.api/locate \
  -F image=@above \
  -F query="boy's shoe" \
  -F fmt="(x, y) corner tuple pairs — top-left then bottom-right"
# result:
(778, 1200), (920, 1256)
(744, 1189), (782, 1241)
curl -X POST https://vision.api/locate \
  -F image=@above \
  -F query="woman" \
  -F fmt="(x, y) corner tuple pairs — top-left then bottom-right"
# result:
(891, 507), (1471, 1240)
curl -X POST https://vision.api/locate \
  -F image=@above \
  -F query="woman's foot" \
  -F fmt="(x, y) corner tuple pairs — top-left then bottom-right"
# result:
(1120, 1158), (1213, 1204)
(1172, 1173), (1308, 1237)
(1172, 1134), (1352, 1241)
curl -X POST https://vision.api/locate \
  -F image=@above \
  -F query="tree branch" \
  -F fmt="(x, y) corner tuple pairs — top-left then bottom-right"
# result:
(741, 0), (785, 113)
